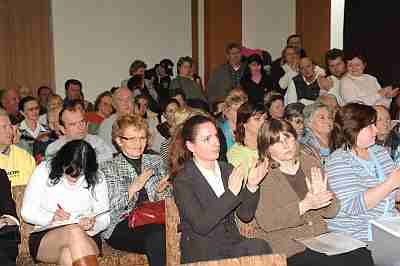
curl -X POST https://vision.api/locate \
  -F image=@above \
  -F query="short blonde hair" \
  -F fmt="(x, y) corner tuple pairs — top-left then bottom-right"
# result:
(223, 95), (245, 111)
(112, 114), (150, 150)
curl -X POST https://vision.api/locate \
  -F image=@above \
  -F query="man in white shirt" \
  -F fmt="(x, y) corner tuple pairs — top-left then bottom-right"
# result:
(325, 49), (347, 105)
(45, 105), (113, 162)
(286, 57), (329, 105)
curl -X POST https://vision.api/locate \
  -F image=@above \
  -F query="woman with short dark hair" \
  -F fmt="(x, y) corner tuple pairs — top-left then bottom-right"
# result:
(170, 115), (271, 264)
(21, 140), (110, 266)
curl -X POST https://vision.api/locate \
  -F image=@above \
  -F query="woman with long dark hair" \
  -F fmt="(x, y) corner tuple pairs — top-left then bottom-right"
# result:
(21, 140), (110, 266)
(240, 54), (273, 105)
(169, 115), (271, 264)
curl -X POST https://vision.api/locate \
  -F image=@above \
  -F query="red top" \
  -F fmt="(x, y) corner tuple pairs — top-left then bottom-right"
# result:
(86, 112), (104, 125)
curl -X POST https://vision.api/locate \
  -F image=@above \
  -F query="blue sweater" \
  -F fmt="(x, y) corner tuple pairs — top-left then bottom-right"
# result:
(325, 145), (399, 241)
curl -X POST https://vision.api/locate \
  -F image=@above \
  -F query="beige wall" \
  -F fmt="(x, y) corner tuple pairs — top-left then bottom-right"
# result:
(242, 0), (296, 59)
(52, 0), (192, 101)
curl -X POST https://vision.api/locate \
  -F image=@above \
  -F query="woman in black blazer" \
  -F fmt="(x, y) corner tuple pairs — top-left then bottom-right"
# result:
(169, 115), (272, 264)
(0, 169), (20, 266)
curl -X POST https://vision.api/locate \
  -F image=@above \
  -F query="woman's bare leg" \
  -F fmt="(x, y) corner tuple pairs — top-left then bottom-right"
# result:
(36, 224), (99, 265)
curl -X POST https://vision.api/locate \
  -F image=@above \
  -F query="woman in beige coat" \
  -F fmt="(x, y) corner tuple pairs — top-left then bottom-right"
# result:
(254, 119), (374, 266)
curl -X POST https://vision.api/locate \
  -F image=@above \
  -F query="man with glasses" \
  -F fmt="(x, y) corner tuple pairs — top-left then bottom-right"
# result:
(45, 105), (113, 162)
(0, 108), (35, 186)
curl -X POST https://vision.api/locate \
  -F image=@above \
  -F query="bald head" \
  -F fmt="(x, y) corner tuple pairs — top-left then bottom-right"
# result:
(299, 57), (315, 80)
(112, 87), (133, 116)
(0, 88), (19, 115)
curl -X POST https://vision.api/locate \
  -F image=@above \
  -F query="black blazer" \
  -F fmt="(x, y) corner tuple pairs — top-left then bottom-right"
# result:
(173, 160), (260, 264)
(0, 169), (18, 221)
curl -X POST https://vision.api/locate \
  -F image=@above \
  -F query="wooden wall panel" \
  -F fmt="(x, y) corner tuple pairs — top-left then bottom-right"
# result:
(296, 0), (331, 66)
(0, 0), (54, 94)
(204, 0), (242, 84)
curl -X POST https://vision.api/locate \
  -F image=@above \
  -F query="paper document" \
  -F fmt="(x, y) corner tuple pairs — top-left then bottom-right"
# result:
(31, 209), (110, 234)
(295, 232), (367, 256)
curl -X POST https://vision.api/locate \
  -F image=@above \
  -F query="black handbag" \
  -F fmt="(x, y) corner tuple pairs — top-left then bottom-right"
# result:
(0, 225), (21, 243)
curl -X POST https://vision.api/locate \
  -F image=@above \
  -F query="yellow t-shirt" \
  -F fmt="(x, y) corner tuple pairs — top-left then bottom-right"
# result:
(227, 143), (258, 177)
(0, 145), (36, 186)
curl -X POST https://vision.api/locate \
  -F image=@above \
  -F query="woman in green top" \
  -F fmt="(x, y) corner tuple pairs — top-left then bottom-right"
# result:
(227, 102), (266, 176)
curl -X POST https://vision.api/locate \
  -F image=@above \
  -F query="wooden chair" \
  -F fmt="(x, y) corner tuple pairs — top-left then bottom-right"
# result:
(165, 197), (287, 266)
(12, 185), (149, 266)
(182, 254), (287, 266)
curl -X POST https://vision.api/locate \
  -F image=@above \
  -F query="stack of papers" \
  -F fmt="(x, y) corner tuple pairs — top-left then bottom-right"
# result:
(295, 232), (367, 256)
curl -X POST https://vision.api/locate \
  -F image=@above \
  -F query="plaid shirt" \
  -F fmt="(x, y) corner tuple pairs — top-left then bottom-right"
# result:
(98, 153), (170, 239)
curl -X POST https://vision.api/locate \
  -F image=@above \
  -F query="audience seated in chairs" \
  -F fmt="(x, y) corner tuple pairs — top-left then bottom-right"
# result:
(169, 115), (272, 264)
(21, 140), (110, 266)
(98, 114), (171, 266)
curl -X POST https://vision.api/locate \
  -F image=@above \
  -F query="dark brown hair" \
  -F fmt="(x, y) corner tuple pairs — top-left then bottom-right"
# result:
(329, 103), (377, 151)
(169, 115), (215, 177)
(257, 119), (297, 167)
(236, 102), (266, 145)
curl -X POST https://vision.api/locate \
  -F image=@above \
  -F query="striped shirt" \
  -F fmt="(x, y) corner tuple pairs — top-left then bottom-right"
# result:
(325, 145), (399, 241)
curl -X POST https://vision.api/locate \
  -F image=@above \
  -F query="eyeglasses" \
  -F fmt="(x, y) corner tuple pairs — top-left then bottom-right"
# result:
(119, 135), (147, 143)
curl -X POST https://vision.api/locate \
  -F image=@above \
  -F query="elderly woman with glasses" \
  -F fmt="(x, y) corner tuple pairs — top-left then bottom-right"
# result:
(17, 96), (52, 161)
(98, 114), (171, 266)
(21, 140), (110, 266)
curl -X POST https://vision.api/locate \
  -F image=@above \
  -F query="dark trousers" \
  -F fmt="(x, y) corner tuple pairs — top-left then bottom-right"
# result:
(106, 220), (165, 266)
(0, 241), (18, 266)
(287, 247), (374, 266)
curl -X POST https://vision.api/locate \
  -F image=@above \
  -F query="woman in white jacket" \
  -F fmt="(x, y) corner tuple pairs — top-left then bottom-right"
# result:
(21, 140), (110, 266)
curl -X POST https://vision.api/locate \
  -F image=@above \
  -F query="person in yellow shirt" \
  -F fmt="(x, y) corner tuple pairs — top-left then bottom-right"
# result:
(0, 108), (35, 186)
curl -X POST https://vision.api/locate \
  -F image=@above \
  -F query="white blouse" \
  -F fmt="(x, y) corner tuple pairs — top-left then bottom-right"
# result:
(21, 162), (110, 235)
(340, 73), (390, 107)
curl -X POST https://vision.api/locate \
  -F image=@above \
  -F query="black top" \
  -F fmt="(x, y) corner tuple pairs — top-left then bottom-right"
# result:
(0, 169), (18, 220)
(240, 73), (273, 105)
(122, 154), (149, 203)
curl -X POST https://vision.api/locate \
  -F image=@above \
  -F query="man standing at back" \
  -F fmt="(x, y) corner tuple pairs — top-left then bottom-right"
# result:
(207, 43), (245, 105)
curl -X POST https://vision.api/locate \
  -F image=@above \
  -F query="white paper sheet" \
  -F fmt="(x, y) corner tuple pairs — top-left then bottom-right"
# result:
(295, 232), (367, 256)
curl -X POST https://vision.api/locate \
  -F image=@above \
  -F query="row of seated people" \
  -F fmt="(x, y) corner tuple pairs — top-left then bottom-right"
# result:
(0, 98), (399, 265)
